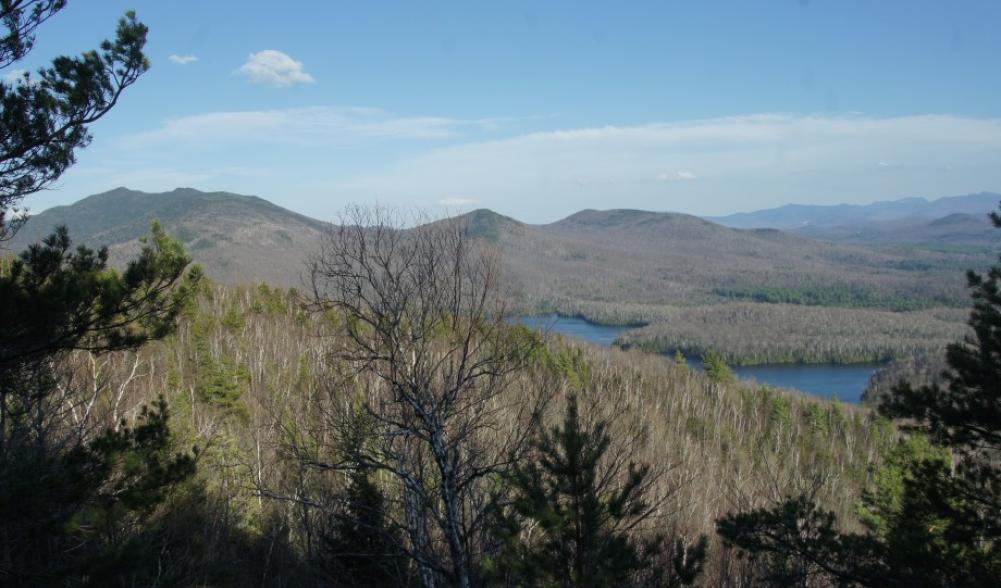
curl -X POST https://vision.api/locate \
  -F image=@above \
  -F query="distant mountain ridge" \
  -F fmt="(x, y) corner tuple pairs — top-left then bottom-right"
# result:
(6, 188), (991, 312)
(709, 192), (1000, 230)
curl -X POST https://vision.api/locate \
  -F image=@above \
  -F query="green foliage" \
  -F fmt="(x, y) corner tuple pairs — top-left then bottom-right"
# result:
(250, 282), (290, 315)
(65, 396), (196, 530)
(0, 8), (216, 585)
(222, 304), (246, 330)
(856, 434), (950, 537)
(489, 395), (705, 587)
(0, 221), (202, 366)
(1, 397), (196, 584)
(701, 350), (735, 384)
(717, 496), (884, 586)
(320, 467), (410, 587)
(195, 354), (249, 417)
(806, 403), (829, 436)
(0, 222), (199, 582)
(712, 285), (935, 311)
(542, 345), (592, 392)
(769, 396), (793, 433)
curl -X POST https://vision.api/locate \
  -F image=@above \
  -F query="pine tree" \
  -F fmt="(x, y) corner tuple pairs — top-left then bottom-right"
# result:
(320, 467), (410, 587)
(489, 395), (705, 587)
(0, 223), (201, 584)
(702, 350), (735, 384)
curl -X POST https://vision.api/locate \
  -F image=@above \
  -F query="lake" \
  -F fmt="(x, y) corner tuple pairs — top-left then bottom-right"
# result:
(516, 314), (876, 403)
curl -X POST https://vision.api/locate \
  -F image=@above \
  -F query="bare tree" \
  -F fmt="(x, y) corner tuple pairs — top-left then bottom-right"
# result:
(306, 206), (542, 588)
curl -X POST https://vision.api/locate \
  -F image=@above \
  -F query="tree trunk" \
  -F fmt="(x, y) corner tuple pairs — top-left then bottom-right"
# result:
(432, 427), (471, 588)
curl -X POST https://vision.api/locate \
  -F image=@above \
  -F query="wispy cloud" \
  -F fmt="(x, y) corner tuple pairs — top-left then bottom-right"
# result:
(74, 112), (1001, 222)
(658, 171), (696, 181)
(168, 54), (198, 65)
(3, 68), (37, 86)
(128, 106), (510, 146)
(3, 68), (26, 83)
(236, 50), (313, 86)
(334, 113), (1001, 219)
(437, 197), (479, 206)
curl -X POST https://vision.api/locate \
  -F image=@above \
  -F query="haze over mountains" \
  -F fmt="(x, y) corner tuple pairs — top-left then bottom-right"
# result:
(710, 191), (999, 229)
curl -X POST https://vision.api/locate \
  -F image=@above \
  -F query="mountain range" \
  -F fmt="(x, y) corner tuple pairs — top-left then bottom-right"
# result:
(9, 187), (993, 313)
(710, 191), (999, 230)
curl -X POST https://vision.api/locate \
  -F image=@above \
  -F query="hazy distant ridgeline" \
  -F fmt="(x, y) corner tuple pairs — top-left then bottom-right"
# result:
(710, 191), (1001, 230)
(12, 187), (991, 364)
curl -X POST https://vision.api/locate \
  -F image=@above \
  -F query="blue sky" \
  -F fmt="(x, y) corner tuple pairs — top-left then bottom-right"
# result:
(15, 0), (1001, 222)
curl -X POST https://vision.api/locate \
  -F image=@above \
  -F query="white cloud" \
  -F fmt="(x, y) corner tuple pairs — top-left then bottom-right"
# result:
(168, 54), (198, 65)
(236, 50), (314, 86)
(437, 197), (479, 206)
(658, 171), (696, 181)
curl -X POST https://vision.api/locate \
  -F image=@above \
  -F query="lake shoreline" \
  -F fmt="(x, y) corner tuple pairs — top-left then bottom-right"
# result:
(516, 313), (877, 403)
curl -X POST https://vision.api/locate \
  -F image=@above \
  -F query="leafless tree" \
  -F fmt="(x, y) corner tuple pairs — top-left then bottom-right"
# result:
(306, 206), (544, 588)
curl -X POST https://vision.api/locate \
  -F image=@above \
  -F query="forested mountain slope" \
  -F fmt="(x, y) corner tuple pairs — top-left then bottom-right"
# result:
(9, 187), (327, 287)
(516, 207), (973, 309)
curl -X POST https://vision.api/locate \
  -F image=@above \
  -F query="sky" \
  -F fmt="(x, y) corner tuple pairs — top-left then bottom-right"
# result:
(13, 0), (1001, 223)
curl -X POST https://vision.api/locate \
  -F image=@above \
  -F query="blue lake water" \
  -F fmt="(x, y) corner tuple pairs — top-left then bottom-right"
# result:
(516, 314), (638, 347)
(516, 314), (875, 403)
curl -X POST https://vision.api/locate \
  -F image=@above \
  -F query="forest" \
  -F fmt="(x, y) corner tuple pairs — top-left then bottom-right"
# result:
(2, 5), (1001, 587)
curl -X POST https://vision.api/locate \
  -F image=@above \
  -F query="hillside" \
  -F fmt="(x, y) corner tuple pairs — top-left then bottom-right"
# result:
(490, 207), (976, 312)
(54, 281), (895, 585)
(9, 187), (327, 287)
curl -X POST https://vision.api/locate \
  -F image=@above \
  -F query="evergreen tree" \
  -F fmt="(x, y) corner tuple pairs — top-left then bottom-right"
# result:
(489, 395), (705, 587)
(316, 409), (411, 587)
(0, 223), (201, 584)
(320, 466), (411, 587)
(702, 350), (735, 385)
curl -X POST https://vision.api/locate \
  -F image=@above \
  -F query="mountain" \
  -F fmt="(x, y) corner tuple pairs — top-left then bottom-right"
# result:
(476, 207), (978, 314)
(710, 192), (1000, 230)
(8, 187), (984, 364)
(8, 187), (328, 287)
(8, 188), (986, 313)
